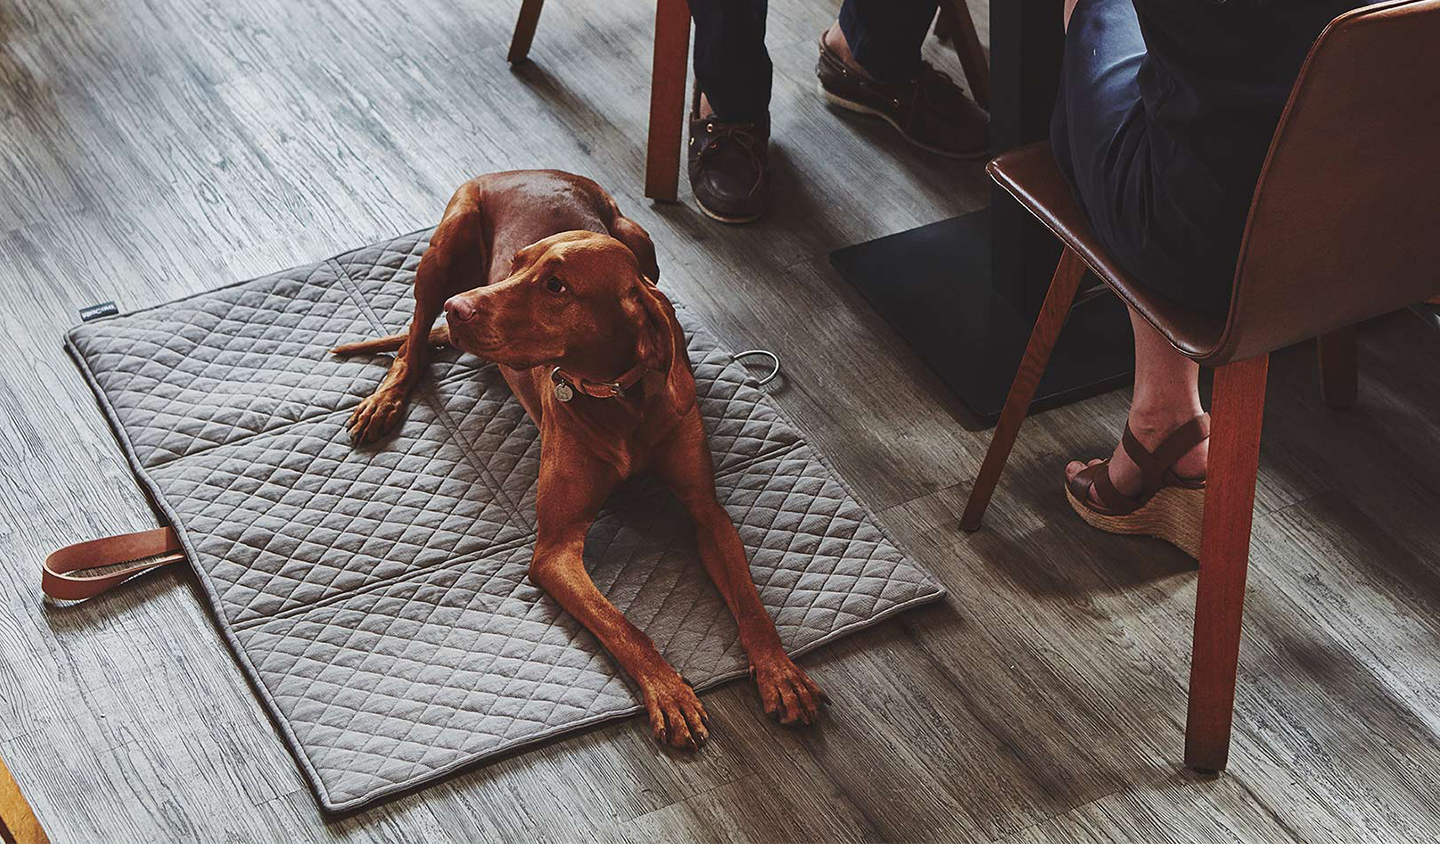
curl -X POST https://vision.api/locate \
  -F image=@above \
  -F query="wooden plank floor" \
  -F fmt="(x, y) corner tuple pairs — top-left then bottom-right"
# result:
(3, 0), (1440, 840)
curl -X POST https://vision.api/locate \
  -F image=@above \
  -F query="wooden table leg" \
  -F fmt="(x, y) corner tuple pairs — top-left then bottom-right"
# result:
(944, 0), (990, 109)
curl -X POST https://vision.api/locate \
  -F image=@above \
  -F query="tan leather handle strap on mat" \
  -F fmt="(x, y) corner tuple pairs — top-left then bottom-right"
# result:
(42, 527), (185, 601)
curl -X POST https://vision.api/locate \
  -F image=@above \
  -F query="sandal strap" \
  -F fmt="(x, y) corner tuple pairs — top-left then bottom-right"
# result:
(1152, 414), (1211, 476)
(1119, 425), (1162, 494)
(1071, 414), (1212, 516)
(1119, 414), (1211, 497)
(1067, 459), (1142, 515)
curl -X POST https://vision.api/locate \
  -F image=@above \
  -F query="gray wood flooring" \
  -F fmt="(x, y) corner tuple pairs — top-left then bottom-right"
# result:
(2, 0), (1439, 840)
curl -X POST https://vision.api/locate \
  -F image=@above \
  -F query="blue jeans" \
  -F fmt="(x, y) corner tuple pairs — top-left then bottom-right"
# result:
(1050, 0), (1234, 315)
(689, 0), (939, 122)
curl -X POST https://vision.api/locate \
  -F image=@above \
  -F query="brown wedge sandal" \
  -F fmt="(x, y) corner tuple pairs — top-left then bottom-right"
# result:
(1065, 415), (1211, 559)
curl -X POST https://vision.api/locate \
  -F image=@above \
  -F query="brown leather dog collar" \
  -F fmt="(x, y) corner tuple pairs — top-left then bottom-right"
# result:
(550, 362), (648, 402)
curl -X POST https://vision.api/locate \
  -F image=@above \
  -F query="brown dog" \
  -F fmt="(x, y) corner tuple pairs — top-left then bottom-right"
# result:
(332, 170), (825, 749)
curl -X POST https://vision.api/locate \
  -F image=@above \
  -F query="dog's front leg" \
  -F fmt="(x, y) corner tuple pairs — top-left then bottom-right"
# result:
(529, 448), (709, 750)
(655, 414), (828, 726)
(348, 189), (485, 443)
(346, 294), (443, 443)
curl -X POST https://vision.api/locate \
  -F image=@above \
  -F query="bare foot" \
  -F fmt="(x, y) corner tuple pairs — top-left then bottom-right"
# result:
(1064, 412), (1209, 506)
(347, 388), (407, 443)
(750, 652), (828, 725)
(639, 669), (709, 750)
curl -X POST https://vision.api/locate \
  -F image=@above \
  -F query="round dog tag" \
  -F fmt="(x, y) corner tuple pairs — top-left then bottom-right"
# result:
(553, 380), (574, 402)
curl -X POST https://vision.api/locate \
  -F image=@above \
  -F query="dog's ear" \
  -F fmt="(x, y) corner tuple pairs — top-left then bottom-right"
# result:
(633, 277), (695, 414)
(609, 217), (661, 283)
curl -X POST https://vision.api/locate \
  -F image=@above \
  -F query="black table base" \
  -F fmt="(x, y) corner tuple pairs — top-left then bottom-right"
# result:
(831, 209), (1135, 427)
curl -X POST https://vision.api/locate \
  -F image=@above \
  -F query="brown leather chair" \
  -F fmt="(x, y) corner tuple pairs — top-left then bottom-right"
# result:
(960, 0), (1440, 773)
(507, 0), (990, 201)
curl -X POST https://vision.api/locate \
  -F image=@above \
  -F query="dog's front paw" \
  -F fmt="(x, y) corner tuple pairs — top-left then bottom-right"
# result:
(639, 670), (709, 750)
(347, 389), (406, 444)
(750, 652), (828, 726)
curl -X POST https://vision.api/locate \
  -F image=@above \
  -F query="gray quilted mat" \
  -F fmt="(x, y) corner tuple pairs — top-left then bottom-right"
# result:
(66, 228), (946, 813)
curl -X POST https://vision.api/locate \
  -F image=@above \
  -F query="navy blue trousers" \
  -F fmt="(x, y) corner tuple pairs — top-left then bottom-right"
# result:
(1051, 0), (1234, 315)
(689, 0), (939, 122)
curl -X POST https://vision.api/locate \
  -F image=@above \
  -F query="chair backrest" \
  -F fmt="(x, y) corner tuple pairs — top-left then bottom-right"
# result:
(1208, 0), (1440, 365)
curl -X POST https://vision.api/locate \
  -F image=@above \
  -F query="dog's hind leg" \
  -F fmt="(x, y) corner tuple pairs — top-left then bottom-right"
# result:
(331, 324), (451, 356)
(346, 186), (486, 444)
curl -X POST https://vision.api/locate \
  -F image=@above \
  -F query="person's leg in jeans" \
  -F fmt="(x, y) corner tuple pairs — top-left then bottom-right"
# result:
(817, 0), (989, 158)
(686, 0), (988, 223)
(1052, 0), (1208, 502)
(690, 0), (771, 123)
(829, 0), (937, 84)
(686, 0), (774, 223)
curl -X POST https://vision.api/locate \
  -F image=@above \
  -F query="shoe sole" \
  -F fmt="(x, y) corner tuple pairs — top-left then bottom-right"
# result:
(818, 81), (988, 161)
(1064, 482), (1205, 561)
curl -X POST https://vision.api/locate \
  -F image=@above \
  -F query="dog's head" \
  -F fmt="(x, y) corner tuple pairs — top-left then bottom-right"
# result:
(444, 231), (693, 409)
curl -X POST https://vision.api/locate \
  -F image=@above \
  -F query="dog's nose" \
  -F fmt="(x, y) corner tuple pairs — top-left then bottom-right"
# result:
(444, 296), (476, 323)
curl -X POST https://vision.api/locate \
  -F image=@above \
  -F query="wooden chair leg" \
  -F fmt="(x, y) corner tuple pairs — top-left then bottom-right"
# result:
(1317, 325), (1357, 409)
(1184, 353), (1269, 773)
(644, 0), (691, 202)
(943, 0), (990, 110)
(960, 247), (1086, 531)
(507, 0), (546, 64)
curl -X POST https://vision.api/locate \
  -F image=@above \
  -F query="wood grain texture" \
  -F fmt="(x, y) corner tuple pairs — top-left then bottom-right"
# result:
(1186, 353), (1269, 773)
(2, 0), (1440, 840)
(644, 0), (692, 202)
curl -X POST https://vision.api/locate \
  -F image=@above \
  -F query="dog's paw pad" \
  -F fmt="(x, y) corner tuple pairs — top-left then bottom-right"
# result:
(347, 391), (405, 443)
(642, 672), (709, 751)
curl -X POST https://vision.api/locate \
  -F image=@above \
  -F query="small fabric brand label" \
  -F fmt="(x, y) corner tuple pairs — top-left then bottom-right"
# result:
(79, 301), (120, 321)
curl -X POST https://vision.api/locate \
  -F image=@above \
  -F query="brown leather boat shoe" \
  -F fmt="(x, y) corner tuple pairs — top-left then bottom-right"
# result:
(687, 94), (772, 224)
(816, 37), (988, 159)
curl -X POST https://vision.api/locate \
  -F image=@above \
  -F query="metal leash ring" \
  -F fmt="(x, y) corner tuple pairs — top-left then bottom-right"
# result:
(732, 349), (781, 386)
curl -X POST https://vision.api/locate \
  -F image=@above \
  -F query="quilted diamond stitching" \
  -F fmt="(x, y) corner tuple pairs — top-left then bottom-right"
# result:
(69, 228), (945, 812)
(149, 398), (530, 625)
(330, 234), (485, 381)
(69, 259), (385, 468)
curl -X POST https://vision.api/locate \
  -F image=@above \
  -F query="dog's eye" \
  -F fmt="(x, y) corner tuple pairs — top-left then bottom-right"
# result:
(545, 277), (566, 294)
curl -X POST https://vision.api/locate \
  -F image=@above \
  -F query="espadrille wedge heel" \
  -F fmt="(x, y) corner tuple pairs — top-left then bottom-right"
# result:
(1064, 415), (1210, 559)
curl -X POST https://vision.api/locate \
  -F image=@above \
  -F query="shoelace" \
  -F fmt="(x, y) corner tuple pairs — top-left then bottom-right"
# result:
(697, 121), (767, 196)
